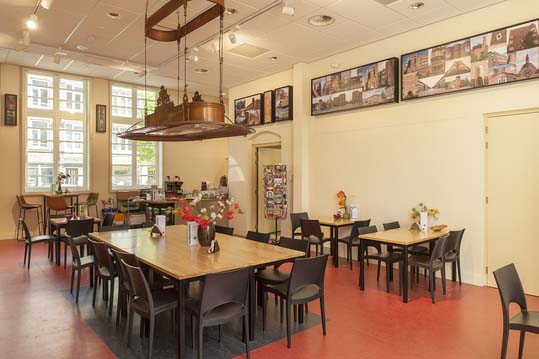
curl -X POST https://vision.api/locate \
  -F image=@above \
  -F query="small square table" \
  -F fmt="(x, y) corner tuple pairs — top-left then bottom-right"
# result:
(319, 218), (356, 267)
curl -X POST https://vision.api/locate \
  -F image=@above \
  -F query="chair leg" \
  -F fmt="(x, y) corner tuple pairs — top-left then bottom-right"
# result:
(376, 260), (381, 281)
(75, 269), (81, 304)
(26, 245), (32, 270)
(262, 287), (267, 331)
(286, 303), (292, 348)
(23, 243), (28, 267)
(243, 314), (250, 359)
(293, 304), (297, 322)
(116, 287), (122, 327)
(500, 325), (509, 359)
(280, 297), (284, 323)
(457, 258), (462, 285)
(348, 246), (353, 270)
(441, 266), (447, 295)
(15, 208), (22, 240)
(305, 302), (309, 314)
(148, 316), (154, 359)
(109, 276), (115, 316)
(198, 322), (204, 359)
(320, 295), (327, 336)
(430, 270), (435, 304)
(64, 242), (68, 269)
(320, 242), (324, 255)
(518, 330), (526, 359)
(452, 261), (457, 282)
(191, 315), (196, 349)
(70, 267), (75, 294)
(410, 266), (414, 289)
(127, 307), (134, 347)
(92, 273), (98, 307)
(386, 261), (390, 293)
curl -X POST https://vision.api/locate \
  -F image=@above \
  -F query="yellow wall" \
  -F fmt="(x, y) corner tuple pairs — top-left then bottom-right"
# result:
(227, 0), (539, 285)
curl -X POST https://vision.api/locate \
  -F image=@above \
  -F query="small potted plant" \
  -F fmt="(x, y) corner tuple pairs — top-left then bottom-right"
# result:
(55, 172), (70, 194)
(337, 190), (349, 219)
(176, 194), (243, 246)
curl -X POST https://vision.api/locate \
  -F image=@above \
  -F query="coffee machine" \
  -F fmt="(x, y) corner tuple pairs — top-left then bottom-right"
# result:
(164, 176), (183, 198)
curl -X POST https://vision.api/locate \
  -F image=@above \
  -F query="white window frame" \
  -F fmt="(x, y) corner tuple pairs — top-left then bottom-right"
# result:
(110, 83), (161, 191)
(22, 69), (90, 193)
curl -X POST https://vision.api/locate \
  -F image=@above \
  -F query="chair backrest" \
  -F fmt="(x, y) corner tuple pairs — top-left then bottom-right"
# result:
(246, 231), (270, 243)
(300, 219), (323, 239)
(99, 224), (129, 232)
(102, 213), (115, 226)
(19, 218), (32, 242)
(278, 237), (310, 256)
(444, 229), (465, 257)
(16, 194), (28, 207)
(215, 225), (234, 235)
(357, 225), (378, 236)
(288, 254), (329, 296)
(66, 218), (95, 238)
(199, 267), (251, 317)
(349, 219), (372, 240)
(47, 196), (69, 211)
(291, 212), (309, 234)
(112, 249), (139, 290)
(88, 238), (114, 272)
(122, 259), (154, 311)
(430, 234), (449, 265)
(86, 192), (99, 205)
(383, 221), (400, 230)
(493, 263), (528, 324)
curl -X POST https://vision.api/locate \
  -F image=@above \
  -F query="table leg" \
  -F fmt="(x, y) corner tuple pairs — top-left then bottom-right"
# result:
(43, 196), (47, 234)
(176, 280), (185, 359)
(333, 226), (340, 268)
(403, 246), (409, 303)
(359, 239), (365, 290)
(249, 270), (256, 341)
(75, 195), (79, 216)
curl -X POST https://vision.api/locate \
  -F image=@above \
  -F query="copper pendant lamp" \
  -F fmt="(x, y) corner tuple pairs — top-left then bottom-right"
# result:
(118, 0), (255, 142)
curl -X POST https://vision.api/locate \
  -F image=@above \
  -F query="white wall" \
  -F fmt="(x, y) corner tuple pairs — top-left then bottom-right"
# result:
(227, 0), (539, 285)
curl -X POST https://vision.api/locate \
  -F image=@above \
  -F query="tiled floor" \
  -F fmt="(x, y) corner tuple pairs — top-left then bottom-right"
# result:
(0, 239), (537, 359)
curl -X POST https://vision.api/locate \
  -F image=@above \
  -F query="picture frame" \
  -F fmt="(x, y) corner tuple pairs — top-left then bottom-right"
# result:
(274, 86), (293, 122)
(4, 94), (17, 126)
(401, 19), (539, 101)
(96, 104), (107, 133)
(311, 57), (399, 116)
(234, 94), (263, 126)
(262, 90), (274, 124)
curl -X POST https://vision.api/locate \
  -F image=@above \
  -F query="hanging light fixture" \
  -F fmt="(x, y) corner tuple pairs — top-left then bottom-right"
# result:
(118, 0), (254, 142)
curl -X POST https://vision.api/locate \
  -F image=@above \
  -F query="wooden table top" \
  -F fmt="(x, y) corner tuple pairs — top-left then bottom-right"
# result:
(89, 225), (305, 281)
(44, 193), (87, 198)
(49, 217), (102, 226)
(319, 218), (357, 227)
(358, 227), (449, 246)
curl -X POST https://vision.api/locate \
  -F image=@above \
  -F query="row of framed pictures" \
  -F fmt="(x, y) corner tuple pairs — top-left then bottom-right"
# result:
(234, 85), (293, 126)
(311, 18), (539, 116)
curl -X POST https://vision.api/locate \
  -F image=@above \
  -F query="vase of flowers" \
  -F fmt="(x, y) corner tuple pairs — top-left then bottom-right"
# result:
(337, 190), (349, 219)
(55, 172), (70, 194)
(411, 203), (440, 231)
(176, 194), (243, 246)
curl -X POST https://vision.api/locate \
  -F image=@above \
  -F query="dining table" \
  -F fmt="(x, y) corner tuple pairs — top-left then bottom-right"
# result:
(319, 218), (356, 267)
(89, 224), (305, 359)
(43, 192), (89, 232)
(49, 216), (102, 265)
(358, 227), (449, 303)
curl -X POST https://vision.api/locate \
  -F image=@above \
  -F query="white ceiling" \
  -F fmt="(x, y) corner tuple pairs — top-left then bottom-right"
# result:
(0, 0), (506, 96)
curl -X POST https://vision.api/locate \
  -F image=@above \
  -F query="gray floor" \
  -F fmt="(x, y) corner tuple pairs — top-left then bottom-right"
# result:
(63, 286), (322, 359)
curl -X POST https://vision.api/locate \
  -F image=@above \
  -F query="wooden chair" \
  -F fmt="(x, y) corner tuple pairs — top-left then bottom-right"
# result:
(493, 263), (539, 359)
(15, 194), (43, 240)
(81, 192), (99, 217)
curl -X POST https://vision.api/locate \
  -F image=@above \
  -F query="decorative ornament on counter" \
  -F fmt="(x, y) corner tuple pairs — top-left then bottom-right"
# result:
(150, 224), (164, 236)
(208, 239), (220, 254)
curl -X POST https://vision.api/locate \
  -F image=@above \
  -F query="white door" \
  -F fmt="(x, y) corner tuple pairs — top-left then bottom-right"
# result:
(486, 109), (539, 295)
(257, 147), (281, 234)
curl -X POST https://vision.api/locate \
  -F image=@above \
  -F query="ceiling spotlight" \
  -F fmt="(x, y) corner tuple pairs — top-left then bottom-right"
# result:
(194, 68), (208, 73)
(308, 15), (335, 27)
(22, 30), (31, 46)
(229, 32), (237, 44)
(76, 44), (88, 51)
(409, 2), (425, 9)
(225, 8), (237, 15)
(26, 14), (38, 30)
(282, 1), (295, 16)
(270, 56), (278, 61)
(107, 12), (121, 19)
(40, 0), (54, 9)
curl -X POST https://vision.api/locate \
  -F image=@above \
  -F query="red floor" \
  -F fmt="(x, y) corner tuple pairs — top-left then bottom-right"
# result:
(0, 240), (537, 359)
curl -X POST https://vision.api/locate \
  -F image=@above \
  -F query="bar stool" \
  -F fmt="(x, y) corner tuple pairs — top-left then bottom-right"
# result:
(15, 194), (43, 241)
(81, 192), (99, 217)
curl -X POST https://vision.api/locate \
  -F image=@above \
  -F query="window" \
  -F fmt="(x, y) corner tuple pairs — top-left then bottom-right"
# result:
(111, 85), (160, 190)
(24, 71), (89, 193)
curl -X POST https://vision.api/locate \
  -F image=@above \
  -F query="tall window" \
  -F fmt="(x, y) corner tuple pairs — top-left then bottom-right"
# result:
(24, 71), (89, 192)
(111, 85), (160, 190)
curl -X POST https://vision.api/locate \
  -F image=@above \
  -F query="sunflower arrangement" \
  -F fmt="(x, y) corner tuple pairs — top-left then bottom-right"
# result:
(411, 202), (440, 220)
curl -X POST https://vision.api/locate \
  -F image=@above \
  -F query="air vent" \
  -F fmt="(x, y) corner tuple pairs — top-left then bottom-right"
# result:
(227, 43), (270, 59)
(374, 0), (400, 5)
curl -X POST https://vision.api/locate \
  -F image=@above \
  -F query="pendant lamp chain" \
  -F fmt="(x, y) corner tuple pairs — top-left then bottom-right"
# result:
(144, 0), (149, 117)
(177, 8), (180, 104)
(219, 10), (224, 105)
(183, 1), (188, 103)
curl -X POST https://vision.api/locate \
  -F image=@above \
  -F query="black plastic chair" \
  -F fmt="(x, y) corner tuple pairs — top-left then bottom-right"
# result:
(122, 260), (178, 359)
(102, 213), (115, 226)
(409, 234), (449, 304)
(443, 229), (465, 284)
(111, 249), (139, 327)
(99, 224), (129, 232)
(66, 224), (96, 304)
(262, 254), (328, 348)
(88, 238), (117, 316)
(246, 231), (271, 243)
(215, 225), (234, 235)
(63, 218), (95, 269)
(300, 219), (331, 256)
(186, 267), (251, 359)
(290, 212), (309, 239)
(20, 218), (56, 270)
(338, 219), (371, 270)
(493, 263), (539, 359)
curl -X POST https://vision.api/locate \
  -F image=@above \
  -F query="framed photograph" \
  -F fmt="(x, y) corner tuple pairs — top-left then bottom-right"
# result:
(311, 57), (398, 116)
(274, 86), (293, 122)
(4, 94), (17, 126)
(234, 94), (263, 126)
(262, 90), (274, 124)
(401, 19), (539, 101)
(96, 104), (107, 133)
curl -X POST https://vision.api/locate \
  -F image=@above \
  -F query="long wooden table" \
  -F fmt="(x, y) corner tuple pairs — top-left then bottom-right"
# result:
(358, 227), (449, 303)
(89, 224), (305, 359)
(319, 218), (356, 267)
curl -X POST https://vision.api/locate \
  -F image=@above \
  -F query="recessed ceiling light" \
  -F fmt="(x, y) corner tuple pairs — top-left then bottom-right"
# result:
(55, 51), (67, 56)
(308, 15), (335, 27)
(270, 56), (278, 61)
(409, 2), (425, 9)
(331, 63), (340, 69)
(76, 45), (88, 51)
(107, 12), (120, 19)
(194, 69), (208, 73)
(225, 8), (237, 15)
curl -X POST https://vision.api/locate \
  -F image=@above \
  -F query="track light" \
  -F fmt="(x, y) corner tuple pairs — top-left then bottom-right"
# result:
(26, 14), (38, 30)
(228, 32), (237, 44)
(40, 0), (54, 10)
(282, 1), (295, 16)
